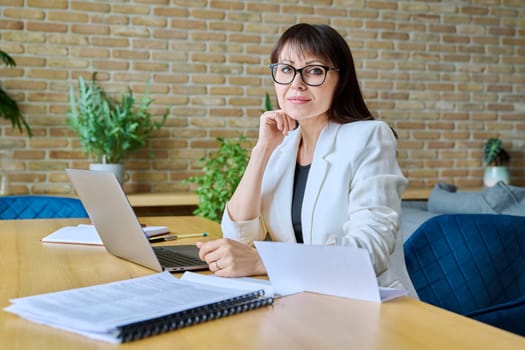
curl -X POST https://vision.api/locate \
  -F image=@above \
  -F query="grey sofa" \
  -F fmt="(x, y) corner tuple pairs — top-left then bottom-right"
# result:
(400, 181), (525, 242)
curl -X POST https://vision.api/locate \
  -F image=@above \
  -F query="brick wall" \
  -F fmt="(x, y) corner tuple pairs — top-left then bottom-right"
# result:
(0, 0), (524, 195)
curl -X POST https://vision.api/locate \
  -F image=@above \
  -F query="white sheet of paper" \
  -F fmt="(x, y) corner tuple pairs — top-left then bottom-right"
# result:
(41, 225), (169, 246)
(181, 271), (274, 297)
(41, 226), (103, 245)
(254, 241), (406, 303)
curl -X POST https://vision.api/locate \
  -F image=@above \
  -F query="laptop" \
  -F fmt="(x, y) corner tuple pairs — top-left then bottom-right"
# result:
(66, 168), (209, 272)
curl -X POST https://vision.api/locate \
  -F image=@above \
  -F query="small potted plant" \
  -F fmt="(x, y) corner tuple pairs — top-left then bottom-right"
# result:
(0, 49), (31, 137)
(483, 138), (510, 187)
(68, 73), (168, 184)
(0, 49), (32, 195)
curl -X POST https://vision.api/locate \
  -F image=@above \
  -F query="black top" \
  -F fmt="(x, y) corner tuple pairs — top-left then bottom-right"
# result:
(291, 163), (311, 244)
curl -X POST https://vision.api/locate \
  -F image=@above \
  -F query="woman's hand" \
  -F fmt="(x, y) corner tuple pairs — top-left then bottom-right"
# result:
(257, 110), (296, 151)
(196, 238), (267, 277)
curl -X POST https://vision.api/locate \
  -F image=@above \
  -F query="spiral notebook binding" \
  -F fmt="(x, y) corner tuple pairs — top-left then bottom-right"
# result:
(117, 289), (273, 343)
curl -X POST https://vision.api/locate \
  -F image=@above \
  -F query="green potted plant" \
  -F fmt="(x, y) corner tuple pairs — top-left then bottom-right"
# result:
(68, 73), (168, 184)
(0, 49), (31, 195)
(0, 49), (31, 137)
(187, 137), (250, 222)
(483, 138), (510, 187)
(187, 93), (273, 222)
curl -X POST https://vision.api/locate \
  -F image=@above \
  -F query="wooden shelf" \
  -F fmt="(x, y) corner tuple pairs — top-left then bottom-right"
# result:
(402, 188), (433, 201)
(402, 187), (484, 201)
(125, 188), (482, 213)
(126, 192), (199, 216)
(127, 192), (198, 207)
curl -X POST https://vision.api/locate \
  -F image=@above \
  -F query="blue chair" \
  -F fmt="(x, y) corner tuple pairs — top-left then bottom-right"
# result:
(404, 214), (525, 336)
(0, 195), (88, 219)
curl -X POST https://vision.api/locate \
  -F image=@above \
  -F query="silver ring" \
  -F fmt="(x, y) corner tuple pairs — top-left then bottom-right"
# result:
(215, 260), (222, 270)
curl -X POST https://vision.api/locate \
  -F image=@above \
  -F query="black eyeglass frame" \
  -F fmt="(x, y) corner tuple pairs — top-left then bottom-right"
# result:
(268, 63), (339, 87)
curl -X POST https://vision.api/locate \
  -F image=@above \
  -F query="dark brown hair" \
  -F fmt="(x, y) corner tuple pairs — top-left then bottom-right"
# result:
(270, 23), (373, 123)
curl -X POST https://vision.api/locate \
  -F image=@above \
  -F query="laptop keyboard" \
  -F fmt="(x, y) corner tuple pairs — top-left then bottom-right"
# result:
(153, 246), (206, 267)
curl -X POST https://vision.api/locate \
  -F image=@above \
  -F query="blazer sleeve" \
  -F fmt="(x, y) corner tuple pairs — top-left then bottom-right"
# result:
(340, 122), (407, 276)
(221, 204), (266, 244)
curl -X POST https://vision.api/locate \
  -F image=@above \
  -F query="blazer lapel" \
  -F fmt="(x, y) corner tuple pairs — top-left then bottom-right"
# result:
(262, 130), (301, 241)
(267, 130), (301, 191)
(301, 122), (340, 244)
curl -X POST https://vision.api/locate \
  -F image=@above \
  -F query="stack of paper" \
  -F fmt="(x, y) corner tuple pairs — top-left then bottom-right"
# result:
(5, 272), (273, 343)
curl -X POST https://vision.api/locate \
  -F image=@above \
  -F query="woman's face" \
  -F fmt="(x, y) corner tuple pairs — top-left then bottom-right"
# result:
(274, 43), (338, 123)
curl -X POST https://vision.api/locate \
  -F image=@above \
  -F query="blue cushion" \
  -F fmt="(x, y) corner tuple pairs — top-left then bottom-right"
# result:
(0, 195), (88, 219)
(404, 214), (525, 336)
(428, 181), (525, 215)
(467, 294), (525, 336)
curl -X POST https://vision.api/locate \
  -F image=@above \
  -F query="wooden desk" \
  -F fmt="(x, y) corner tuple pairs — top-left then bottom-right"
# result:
(2, 217), (524, 349)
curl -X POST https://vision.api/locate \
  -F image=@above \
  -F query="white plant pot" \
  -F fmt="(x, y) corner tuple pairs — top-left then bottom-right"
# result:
(89, 163), (125, 185)
(483, 166), (510, 187)
(0, 141), (15, 196)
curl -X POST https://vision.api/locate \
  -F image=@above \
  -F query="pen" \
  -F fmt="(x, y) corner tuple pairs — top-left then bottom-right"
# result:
(149, 232), (208, 243)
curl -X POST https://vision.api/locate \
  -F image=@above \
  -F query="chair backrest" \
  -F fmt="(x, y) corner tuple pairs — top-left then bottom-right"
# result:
(404, 214), (525, 315)
(0, 195), (88, 219)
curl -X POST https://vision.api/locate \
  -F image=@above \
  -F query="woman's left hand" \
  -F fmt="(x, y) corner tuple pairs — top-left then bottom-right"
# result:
(196, 238), (266, 277)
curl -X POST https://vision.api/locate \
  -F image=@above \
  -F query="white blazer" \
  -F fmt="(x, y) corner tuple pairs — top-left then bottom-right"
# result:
(222, 120), (417, 297)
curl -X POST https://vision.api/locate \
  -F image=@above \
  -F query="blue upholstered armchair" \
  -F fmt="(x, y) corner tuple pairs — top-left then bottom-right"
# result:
(404, 214), (525, 337)
(0, 195), (88, 219)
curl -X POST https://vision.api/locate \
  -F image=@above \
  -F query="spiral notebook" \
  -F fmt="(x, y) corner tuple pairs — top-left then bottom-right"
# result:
(4, 272), (274, 343)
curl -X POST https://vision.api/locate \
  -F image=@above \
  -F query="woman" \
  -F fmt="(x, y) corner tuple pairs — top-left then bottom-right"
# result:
(197, 23), (416, 296)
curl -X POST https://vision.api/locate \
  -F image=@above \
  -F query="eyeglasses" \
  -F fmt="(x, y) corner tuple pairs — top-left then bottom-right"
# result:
(269, 63), (339, 87)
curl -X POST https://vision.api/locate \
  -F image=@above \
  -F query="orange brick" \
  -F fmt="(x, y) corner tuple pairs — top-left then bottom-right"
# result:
(210, 1), (243, 10)
(4, 79), (46, 90)
(70, 47), (109, 58)
(190, 8), (226, 20)
(170, 19), (206, 30)
(209, 21), (243, 31)
(0, 19), (23, 30)
(153, 29), (188, 40)
(27, 22), (67, 32)
(131, 17), (167, 27)
(48, 11), (88, 22)
(315, 7), (346, 17)
(92, 60), (130, 71)
(132, 62), (170, 72)
(112, 27), (150, 38)
(113, 50), (149, 60)
(27, 92), (67, 102)
(152, 7), (189, 17)
(246, 3), (279, 12)
(91, 37), (129, 47)
(71, 1), (110, 12)
(47, 33), (88, 45)
(91, 14), (129, 25)
(3, 31), (45, 43)
(191, 53), (225, 63)
(27, 69), (68, 80)
(3, 7), (45, 19)
(113, 4), (150, 14)
(72, 24), (109, 35)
